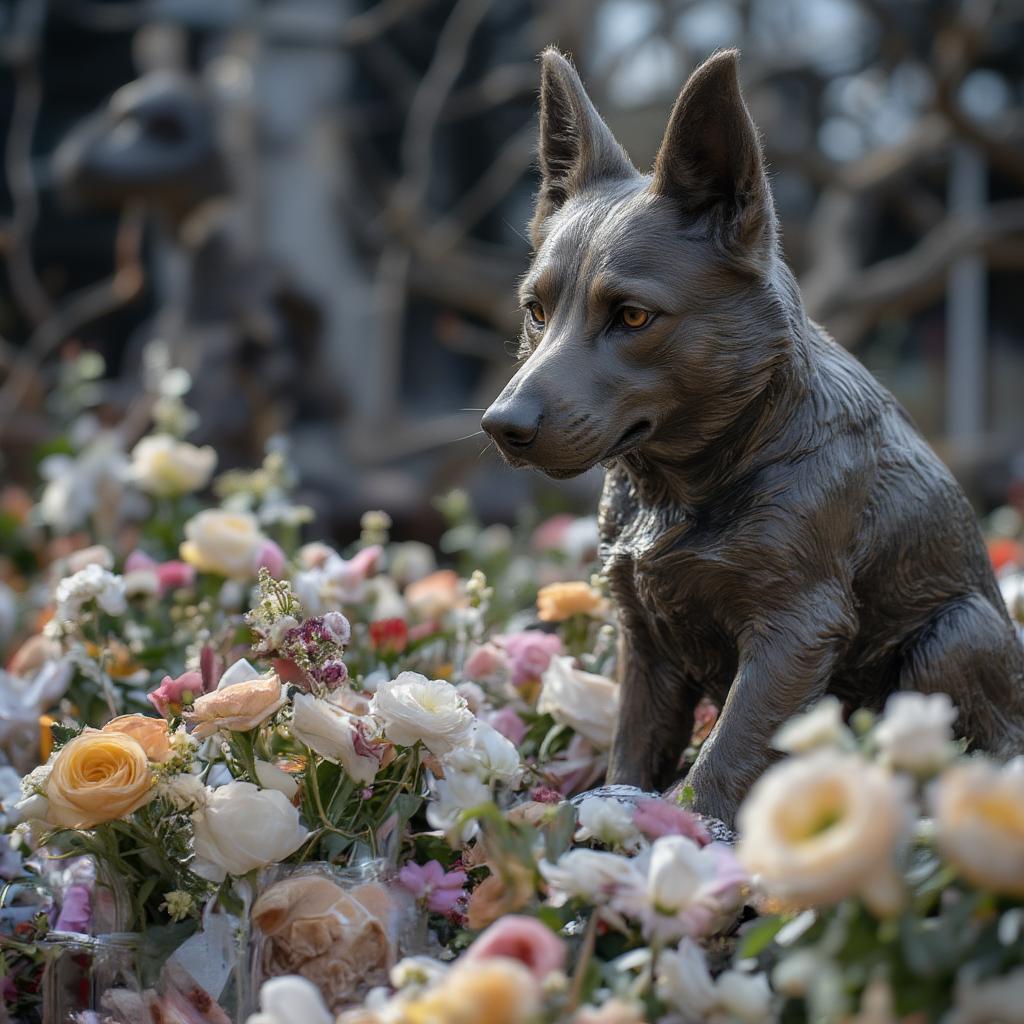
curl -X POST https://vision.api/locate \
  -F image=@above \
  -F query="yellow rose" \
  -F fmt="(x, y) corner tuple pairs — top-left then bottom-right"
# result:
(737, 750), (911, 916)
(536, 581), (607, 622)
(183, 675), (286, 739)
(46, 732), (155, 828)
(101, 714), (172, 762)
(402, 958), (538, 1024)
(179, 509), (267, 580)
(933, 758), (1024, 897)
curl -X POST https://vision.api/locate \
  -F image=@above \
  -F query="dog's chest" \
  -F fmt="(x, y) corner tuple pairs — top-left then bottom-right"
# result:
(598, 470), (737, 624)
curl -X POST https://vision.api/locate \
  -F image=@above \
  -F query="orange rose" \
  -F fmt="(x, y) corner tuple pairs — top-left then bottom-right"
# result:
(46, 732), (155, 828)
(183, 675), (286, 739)
(101, 714), (173, 762)
(536, 581), (607, 622)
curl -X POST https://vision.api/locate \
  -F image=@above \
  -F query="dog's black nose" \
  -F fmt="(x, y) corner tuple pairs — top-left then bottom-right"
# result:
(481, 401), (541, 450)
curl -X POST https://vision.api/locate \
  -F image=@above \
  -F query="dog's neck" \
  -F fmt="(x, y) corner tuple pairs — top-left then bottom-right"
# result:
(618, 265), (818, 512)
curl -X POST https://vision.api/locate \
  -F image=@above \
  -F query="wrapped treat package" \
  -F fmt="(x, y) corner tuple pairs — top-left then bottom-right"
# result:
(251, 864), (416, 1013)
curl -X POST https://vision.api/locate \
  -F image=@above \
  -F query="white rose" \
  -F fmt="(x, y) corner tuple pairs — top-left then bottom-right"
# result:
(425, 768), (491, 844)
(873, 692), (956, 775)
(130, 434), (217, 497)
(574, 797), (641, 851)
(933, 757), (1024, 897)
(179, 510), (268, 580)
(247, 975), (332, 1024)
(445, 720), (519, 784)
(290, 693), (381, 786)
(737, 750), (911, 916)
(537, 656), (619, 749)
(539, 848), (643, 906)
(371, 672), (474, 756)
(254, 760), (299, 800)
(191, 781), (308, 882)
(773, 696), (852, 754)
(54, 564), (126, 624)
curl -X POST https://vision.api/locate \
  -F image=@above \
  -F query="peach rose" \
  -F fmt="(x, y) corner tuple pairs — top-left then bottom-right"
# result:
(404, 570), (462, 620)
(536, 581), (607, 622)
(101, 714), (172, 762)
(46, 732), (155, 828)
(183, 674), (286, 739)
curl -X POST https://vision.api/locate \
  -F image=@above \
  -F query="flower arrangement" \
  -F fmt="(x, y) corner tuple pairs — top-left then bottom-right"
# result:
(1, 365), (1024, 1022)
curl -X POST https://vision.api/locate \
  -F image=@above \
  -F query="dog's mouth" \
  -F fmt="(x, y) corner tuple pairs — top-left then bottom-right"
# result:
(600, 419), (654, 464)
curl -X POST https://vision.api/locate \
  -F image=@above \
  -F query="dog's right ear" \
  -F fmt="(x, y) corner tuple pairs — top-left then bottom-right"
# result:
(531, 48), (635, 246)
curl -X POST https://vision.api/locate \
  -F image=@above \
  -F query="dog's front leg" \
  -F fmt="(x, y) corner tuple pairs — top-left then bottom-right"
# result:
(685, 586), (857, 825)
(607, 617), (698, 792)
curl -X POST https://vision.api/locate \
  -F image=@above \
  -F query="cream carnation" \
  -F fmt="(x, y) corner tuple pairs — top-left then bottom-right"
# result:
(773, 696), (852, 754)
(54, 564), (126, 625)
(370, 672), (474, 756)
(933, 757), (1024, 897)
(537, 656), (619, 749)
(129, 434), (216, 497)
(737, 750), (911, 915)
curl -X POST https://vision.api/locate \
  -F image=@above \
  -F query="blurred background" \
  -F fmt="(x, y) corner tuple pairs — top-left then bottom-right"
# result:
(1, 0), (1023, 543)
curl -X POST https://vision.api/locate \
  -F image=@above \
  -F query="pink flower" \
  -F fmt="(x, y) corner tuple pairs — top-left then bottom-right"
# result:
(397, 860), (467, 915)
(256, 539), (286, 579)
(488, 706), (528, 746)
(496, 631), (562, 686)
(125, 550), (196, 594)
(531, 514), (575, 552)
(148, 669), (204, 718)
(633, 799), (710, 846)
(464, 643), (510, 682)
(464, 915), (567, 981)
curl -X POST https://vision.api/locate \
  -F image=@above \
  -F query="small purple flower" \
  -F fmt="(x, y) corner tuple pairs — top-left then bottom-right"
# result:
(322, 611), (351, 647)
(397, 860), (468, 914)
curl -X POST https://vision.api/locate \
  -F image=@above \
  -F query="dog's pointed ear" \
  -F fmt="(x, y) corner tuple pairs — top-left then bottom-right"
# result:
(531, 48), (635, 245)
(651, 50), (775, 257)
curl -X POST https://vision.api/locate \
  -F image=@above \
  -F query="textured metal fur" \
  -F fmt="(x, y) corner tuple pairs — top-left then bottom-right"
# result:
(481, 48), (1024, 825)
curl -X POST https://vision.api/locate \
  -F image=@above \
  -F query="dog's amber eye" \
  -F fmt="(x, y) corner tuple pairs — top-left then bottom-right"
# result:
(620, 307), (651, 329)
(526, 302), (546, 327)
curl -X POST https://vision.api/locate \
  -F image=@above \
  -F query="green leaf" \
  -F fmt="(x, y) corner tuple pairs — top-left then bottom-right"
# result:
(50, 722), (84, 751)
(738, 915), (788, 959)
(544, 802), (577, 863)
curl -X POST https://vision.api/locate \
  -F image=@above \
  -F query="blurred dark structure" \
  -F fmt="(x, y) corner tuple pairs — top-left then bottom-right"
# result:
(1, 0), (1023, 534)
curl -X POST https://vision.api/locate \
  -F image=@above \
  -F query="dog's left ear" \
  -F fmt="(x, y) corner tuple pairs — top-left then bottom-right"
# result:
(651, 49), (775, 259)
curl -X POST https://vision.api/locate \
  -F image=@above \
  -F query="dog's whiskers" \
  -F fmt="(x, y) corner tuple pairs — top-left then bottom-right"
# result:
(447, 429), (486, 445)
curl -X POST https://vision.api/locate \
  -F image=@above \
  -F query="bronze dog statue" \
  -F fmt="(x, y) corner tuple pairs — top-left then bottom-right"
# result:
(482, 48), (1024, 825)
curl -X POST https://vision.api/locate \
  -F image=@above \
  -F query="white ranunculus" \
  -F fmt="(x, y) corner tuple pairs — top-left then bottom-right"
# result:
(873, 691), (957, 775)
(574, 797), (642, 851)
(371, 672), (474, 756)
(290, 692), (381, 785)
(444, 720), (519, 784)
(539, 848), (643, 906)
(191, 781), (308, 882)
(933, 757), (1024, 897)
(773, 696), (852, 754)
(179, 510), (267, 580)
(247, 975), (332, 1024)
(537, 656), (619, 749)
(130, 433), (217, 497)
(425, 768), (491, 845)
(737, 750), (911, 916)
